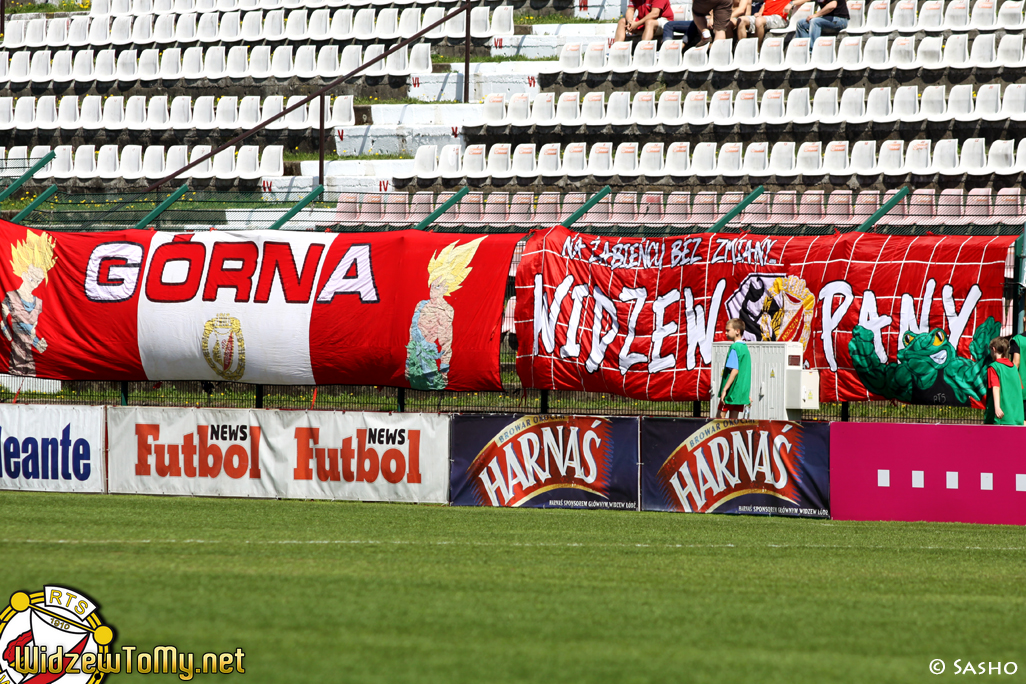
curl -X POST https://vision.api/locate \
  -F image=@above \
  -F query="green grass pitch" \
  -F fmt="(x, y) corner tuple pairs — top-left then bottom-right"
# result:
(1, 491), (1023, 683)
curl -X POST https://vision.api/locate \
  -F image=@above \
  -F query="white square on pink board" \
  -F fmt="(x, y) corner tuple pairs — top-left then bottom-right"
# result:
(1017, 474), (1026, 492)
(981, 473), (993, 491)
(947, 472), (959, 489)
(877, 469), (890, 487)
(912, 471), (924, 488)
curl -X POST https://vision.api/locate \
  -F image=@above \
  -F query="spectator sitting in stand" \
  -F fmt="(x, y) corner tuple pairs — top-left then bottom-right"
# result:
(661, 16), (701, 46)
(791, 0), (848, 48)
(729, 0), (753, 38)
(738, 0), (785, 45)
(615, 0), (675, 42)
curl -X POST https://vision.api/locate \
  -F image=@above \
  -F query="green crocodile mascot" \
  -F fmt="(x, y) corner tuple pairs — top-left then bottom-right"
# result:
(848, 317), (1000, 406)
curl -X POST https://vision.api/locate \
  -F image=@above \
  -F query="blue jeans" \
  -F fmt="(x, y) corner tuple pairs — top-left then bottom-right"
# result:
(662, 19), (700, 44)
(795, 15), (848, 47)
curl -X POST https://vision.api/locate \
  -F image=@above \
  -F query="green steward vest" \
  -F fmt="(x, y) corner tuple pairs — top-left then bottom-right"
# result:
(721, 341), (751, 406)
(985, 360), (1024, 426)
(1013, 333), (1026, 388)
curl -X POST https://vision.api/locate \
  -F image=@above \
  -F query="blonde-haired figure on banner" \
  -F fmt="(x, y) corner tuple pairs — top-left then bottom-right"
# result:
(405, 237), (485, 390)
(1, 231), (57, 376)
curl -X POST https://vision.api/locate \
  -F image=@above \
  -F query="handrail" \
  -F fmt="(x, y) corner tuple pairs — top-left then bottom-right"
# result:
(0, 152), (57, 203)
(413, 186), (470, 231)
(857, 186), (910, 232)
(12, 185), (57, 224)
(132, 184), (190, 230)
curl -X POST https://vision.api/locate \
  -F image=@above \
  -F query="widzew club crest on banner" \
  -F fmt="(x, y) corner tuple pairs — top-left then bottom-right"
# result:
(201, 314), (245, 381)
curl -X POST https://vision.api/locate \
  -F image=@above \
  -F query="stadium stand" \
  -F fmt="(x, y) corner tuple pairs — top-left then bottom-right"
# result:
(3, 0), (1026, 221)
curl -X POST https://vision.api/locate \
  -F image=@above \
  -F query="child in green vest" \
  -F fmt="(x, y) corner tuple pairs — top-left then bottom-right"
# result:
(1009, 323), (1026, 418)
(718, 318), (751, 419)
(985, 337), (1024, 426)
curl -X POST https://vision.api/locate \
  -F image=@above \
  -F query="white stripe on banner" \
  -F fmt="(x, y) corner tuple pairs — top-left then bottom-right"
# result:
(0, 404), (106, 493)
(107, 407), (450, 503)
(137, 232), (335, 384)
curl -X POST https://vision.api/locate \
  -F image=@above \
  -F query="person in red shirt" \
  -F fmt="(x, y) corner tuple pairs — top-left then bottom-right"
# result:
(738, 0), (788, 45)
(615, 0), (675, 42)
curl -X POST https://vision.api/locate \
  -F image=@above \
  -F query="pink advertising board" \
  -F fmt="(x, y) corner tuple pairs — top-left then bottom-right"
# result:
(831, 423), (1026, 525)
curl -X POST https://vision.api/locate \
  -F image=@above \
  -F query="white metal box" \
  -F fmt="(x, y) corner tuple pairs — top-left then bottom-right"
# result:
(710, 341), (805, 420)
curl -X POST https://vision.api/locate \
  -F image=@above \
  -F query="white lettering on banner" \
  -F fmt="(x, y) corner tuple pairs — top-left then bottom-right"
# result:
(107, 407), (449, 503)
(555, 236), (778, 270)
(857, 290), (892, 363)
(532, 267), (986, 376)
(84, 242), (146, 302)
(477, 424), (600, 506)
(0, 405), (106, 493)
(83, 237), (380, 306)
(531, 276), (727, 374)
(710, 237), (778, 267)
(818, 281), (855, 372)
(314, 244), (380, 304)
(899, 278), (937, 348)
(669, 430), (790, 513)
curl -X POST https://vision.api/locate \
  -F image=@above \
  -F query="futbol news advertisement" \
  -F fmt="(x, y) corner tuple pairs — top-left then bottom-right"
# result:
(641, 419), (830, 517)
(108, 407), (449, 503)
(0, 404), (106, 493)
(449, 414), (639, 510)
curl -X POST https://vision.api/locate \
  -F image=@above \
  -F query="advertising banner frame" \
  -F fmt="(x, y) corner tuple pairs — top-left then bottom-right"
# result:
(640, 417), (830, 518)
(108, 406), (450, 503)
(449, 413), (640, 510)
(0, 403), (107, 494)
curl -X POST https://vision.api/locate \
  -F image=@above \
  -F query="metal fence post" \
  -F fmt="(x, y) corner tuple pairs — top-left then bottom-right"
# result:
(132, 184), (190, 230)
(540, 390), (549, 414)
(319, 93), (326, 187)
(463, 2), (472, 103)
(0, 151), (57, 203)
(709, 186), (765, 233)
(397, 387), (406, 412)
(268, 185), (324, 230)
(413, 186), (469, 230)
(255, 384), (264, 409)
(560, 186), (611, 228)
(841, 401), (850, 422)
(692, 401), (700, 417)
(1015, 233), (1024, 334)
(120, 382), (129, 406)
(856, 187), (910, 232)
(12, 185), (58, 223)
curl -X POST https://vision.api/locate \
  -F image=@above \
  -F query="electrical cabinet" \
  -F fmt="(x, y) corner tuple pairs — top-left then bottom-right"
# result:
(710, 342), (809, 420)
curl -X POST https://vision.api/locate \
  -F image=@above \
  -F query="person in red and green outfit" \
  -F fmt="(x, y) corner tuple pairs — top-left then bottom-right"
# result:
(985, 337), (1024, 426)
(718, 318), (751, 419)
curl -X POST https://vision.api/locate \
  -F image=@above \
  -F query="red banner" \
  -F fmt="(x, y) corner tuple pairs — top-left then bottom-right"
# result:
(515, 226), (1017, 403)
(0, 220), (521, 390)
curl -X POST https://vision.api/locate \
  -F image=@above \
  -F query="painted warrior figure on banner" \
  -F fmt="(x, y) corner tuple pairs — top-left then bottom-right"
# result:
(405, 237), (485, 390)
(1, 231), (57, 376)
(849, 317), (1000, 406)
